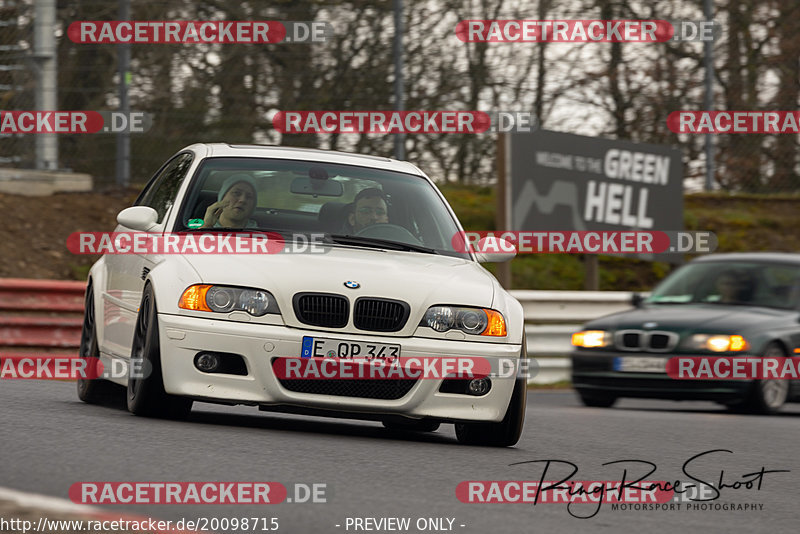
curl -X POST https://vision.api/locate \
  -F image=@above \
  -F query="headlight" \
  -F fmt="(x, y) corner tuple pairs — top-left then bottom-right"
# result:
(178, 285), (279, 317)
(572, 330), (609, 348)
(684, 334), (749, 352)
(423, 306), (455, 332)
(420, 306), (506, 336)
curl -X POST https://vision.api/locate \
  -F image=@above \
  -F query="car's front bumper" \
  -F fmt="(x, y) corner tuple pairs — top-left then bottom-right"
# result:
(157, 313), (522, 422)
(571, 351), (752, 401)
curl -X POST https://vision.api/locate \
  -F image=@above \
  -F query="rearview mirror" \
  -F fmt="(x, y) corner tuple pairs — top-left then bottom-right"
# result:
(290, 166), (343, 197)
(290, 177), (343, 196)
(117, 206), (159, 231)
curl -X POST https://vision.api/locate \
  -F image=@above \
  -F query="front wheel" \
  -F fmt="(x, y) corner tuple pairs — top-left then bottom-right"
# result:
(455, 335), (528, 447)
(740, 342), (789, 415)
(127, 284), (193, 419)
(455, 375), (527, 447)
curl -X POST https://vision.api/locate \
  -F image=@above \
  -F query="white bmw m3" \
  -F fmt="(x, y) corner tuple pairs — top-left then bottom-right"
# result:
(77, 143), (526, 446)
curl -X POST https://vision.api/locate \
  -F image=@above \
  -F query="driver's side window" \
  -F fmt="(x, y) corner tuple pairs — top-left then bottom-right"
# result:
(136, 153), (194, 224)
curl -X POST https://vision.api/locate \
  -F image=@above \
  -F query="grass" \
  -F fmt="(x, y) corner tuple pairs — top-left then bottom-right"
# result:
(69, 264), (92, 281)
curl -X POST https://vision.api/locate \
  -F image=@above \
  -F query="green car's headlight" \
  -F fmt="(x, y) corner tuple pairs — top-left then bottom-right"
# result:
(684, 334), (749, 352)
(572, 330), (610, 348)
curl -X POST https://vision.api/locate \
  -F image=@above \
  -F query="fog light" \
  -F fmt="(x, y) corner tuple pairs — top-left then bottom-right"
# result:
(195, 352), (221, 373)
(468, 378), (491, 396)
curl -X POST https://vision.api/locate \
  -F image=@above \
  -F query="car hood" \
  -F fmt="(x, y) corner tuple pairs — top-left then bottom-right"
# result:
(586, 303), (795, 334)
(181, 246), (497, 328)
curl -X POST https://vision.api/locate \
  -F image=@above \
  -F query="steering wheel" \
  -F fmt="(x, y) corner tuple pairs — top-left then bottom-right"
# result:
(355, 223), (423, 245)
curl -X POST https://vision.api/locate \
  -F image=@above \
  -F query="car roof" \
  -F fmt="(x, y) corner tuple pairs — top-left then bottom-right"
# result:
(196, 143), (424, 176)
(692, 252), (800, 265)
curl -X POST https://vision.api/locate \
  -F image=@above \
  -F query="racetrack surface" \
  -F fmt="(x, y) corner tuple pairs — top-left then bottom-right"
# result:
(1, 380), (798, 533)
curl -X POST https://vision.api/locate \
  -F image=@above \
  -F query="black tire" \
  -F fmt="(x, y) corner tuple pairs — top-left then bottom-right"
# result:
(455, 376), (527, 447)
(740, 342), (789, 415)
(455, 335), (528, 447)
(382, 419), (441, 432)
(577, 391), (618, 408)
(77, 284), (121, 404)
(127, 284), (193, 419)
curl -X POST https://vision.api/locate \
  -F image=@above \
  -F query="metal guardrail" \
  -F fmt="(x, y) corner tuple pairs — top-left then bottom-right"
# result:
(0, 278), (85, 312)
(509, 290), (637, 384)
(511, 290), (636, 324)
(0, 279), (85, 355)
(0, 280), (634, 384)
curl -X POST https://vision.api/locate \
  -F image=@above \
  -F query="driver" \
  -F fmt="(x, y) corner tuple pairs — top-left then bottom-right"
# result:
(347, 188), (389, 233)
(715, 270), (754, 303)
(201, 174), (258, 229)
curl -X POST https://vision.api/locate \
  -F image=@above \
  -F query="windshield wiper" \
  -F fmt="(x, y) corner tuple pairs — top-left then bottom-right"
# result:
(328, 234), (438, 254)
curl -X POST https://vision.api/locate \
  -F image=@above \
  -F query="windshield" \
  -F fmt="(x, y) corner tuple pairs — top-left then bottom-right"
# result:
(175, 157), (469, 259)
(646, 261), (800, 309)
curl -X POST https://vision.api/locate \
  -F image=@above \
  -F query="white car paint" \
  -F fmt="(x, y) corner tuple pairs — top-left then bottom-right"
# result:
(86, 143), (525, 435)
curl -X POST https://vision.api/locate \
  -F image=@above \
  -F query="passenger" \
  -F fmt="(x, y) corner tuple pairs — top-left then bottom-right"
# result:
(201, 174), (258, 229)
(347, 188), (389, 233)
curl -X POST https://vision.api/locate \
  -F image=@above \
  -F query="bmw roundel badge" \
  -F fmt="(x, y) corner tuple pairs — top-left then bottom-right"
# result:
(344, 281), (360, 289)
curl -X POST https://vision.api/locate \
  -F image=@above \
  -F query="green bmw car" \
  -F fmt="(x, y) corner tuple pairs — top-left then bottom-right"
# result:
(571, 253), (800, 414)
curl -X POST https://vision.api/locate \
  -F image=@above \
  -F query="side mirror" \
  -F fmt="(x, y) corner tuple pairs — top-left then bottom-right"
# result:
(117, 206), (159, 231)
(474, 237), (516, 263)
(631, 292), (645, 307)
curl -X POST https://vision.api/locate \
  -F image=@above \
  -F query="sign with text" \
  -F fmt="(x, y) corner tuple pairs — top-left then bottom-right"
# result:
(509, 130), (683, 262)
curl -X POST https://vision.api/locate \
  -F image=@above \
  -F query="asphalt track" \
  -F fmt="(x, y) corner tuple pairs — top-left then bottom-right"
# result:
(1, 379), (798, 533)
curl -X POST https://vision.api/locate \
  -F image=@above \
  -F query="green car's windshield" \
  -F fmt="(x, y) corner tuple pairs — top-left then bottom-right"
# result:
(646, 261), (800, 310)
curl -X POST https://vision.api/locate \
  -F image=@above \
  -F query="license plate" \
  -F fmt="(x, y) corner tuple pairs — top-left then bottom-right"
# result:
(613, 356), (669, 373)
(301, 336), (400, 362)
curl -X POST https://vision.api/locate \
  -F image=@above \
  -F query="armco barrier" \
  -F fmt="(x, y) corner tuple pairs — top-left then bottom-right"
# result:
(511, 290), (636, 384)
(0, 278), (85, 356)
(0, 278), (85, 313)
(0, 279), (635, 384)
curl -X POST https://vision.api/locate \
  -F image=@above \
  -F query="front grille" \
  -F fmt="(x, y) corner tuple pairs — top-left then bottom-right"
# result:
(614, 330), (679, 352)
(277, 378), (417, 399)
(293, 293), (349, 328)
(353, 298), (409, 332)
(621, 332), (640, 349)
(649, 334), (670, 350)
